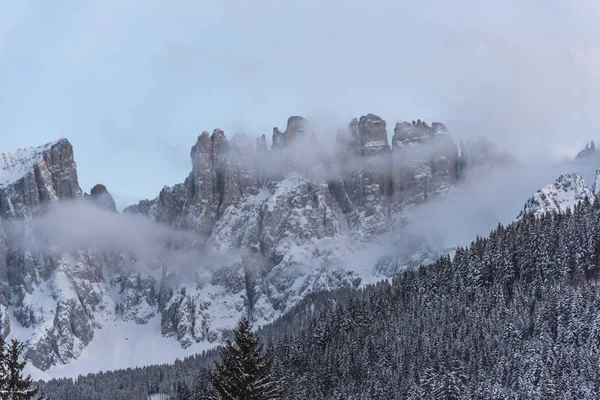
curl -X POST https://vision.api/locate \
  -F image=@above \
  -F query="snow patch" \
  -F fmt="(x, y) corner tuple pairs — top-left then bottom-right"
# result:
(25, 316), (215, 381)
(522, 173), (594, 217)
(0, 140), (59, 188)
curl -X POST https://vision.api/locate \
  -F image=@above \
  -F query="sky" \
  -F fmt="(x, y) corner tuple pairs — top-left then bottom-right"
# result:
(2, 0), (600, 207)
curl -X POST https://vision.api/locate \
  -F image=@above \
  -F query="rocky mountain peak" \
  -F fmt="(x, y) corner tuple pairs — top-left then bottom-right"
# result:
(0, 138), (81, 219)
(256, 134), (267, 152)
(358, 114), (389, 152)
(272, 127), (285, 148)
(521, 173), (594, 218)
(272, 116), (314, 149)
(211, 129), (229, 157)
(576, 141), (596, 159)
(285, 115), (312, 141)
(87, 184), (117, 212)
(392, 119), (447, 147)
(190, 132), (211, 168)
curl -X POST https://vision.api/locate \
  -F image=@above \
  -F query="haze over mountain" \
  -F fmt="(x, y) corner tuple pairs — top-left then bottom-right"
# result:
(4, 3), (600, 398)
(0, 111), (557, 378)
(3, 0), (600, 206)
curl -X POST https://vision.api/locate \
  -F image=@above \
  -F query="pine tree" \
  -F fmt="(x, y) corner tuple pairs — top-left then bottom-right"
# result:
(210, 318), (283, 400)
(0, 336), (7, 394)
(0, 339), (40, 400)
(191, 368), (216, 400)
(173, 381), (191, 400)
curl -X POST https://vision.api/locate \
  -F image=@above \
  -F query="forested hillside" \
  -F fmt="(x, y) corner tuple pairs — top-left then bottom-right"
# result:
(43, 199), (600, 399)
(264, 201), (600, 399)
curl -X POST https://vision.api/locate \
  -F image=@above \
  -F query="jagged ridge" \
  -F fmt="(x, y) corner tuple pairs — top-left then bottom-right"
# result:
(0, 114), (510, 373)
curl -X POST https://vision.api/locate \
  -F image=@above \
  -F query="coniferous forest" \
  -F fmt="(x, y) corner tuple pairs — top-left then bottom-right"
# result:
(42, 200), (600, 399)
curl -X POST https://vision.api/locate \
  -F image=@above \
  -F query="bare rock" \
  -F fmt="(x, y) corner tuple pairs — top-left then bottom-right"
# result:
(87, 184), (117, 212)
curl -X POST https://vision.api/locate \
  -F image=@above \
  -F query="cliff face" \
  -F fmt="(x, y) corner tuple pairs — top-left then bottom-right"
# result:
(0, 115), (511, 372)
(120, 114), (510, 350)
(0, 139), (81, 219)
(0, 139), (112, 370)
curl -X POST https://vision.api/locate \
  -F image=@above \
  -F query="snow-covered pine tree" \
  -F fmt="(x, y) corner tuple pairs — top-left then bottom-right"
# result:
(173, 381), (191, 400)
(190, 368), (215, 400)
(1, 339), (40, 400)
(0, 336), (7, 394)
(210, 318), (283, 400)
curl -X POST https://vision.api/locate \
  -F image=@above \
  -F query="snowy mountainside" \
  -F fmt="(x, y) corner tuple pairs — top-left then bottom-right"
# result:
(1, 114), (512, 377)
(521, 172), (597, 217)
(0, 140), (60, 188)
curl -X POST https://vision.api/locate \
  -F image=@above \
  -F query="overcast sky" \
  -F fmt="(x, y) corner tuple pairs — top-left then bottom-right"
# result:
(2, 0), (600, 207)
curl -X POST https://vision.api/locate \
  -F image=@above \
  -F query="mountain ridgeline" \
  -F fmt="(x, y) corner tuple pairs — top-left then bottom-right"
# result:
(41, 191), (600, 399)
(125, 115), (510, 236)
(0, 114), (510, 372)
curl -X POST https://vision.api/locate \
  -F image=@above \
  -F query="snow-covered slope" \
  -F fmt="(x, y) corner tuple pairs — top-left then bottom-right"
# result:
(521, 172), (598, 217)
(0, 114), (512, 378)
(0, 140), (60, 188)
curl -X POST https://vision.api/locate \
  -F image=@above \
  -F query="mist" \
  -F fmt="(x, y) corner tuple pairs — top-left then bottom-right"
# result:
(399, 154), (600, 256)
(2, 0), (600, 281)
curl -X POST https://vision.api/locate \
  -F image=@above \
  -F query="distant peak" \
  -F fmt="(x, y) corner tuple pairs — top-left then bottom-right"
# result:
(576, 140), (596, 159)
(272, 115), (314, 148)
(87, 183), (117, 212)
(521, 173), (593, 218)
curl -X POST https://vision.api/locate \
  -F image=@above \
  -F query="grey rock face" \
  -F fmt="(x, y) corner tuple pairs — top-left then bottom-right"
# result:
(576, 141), (596, 159)
(267, 116), (329, 178)
(0, 139), (81, 219)
(333, 114), (391, 238)
(126, 130), (261, 236)
(117, 271), (157, 324)
(0, 140), (116, 370)
(86, 184), (117, 212)
(391, 119), (459, 207)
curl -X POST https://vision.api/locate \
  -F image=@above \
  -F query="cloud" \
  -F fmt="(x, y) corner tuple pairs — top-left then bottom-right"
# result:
(399, 153), (600, 253)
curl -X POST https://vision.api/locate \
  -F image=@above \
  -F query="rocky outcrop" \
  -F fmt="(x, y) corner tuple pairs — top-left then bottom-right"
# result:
(0, 140), (116, 370)
(268, 116), (329, 178)
(117, 271), (157, 324)
(520, 173), (594, 218)
(86, 184), (117, 212)
(124, 130), (260, 237)
(391, 120), (459, 207)
(333, 115), (391, 238)
(576, 141), (596, 159)
(0, 139), (81, 219)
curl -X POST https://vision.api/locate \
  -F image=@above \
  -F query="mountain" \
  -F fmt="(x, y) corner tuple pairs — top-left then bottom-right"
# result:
(0, 114), (510, 373)
(576, 140), (596, 159)
(520, 173), (597, 217)
(0, 139), (107, 371)
(42, 187), (600, 400)
(122, 115), (508, 348)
